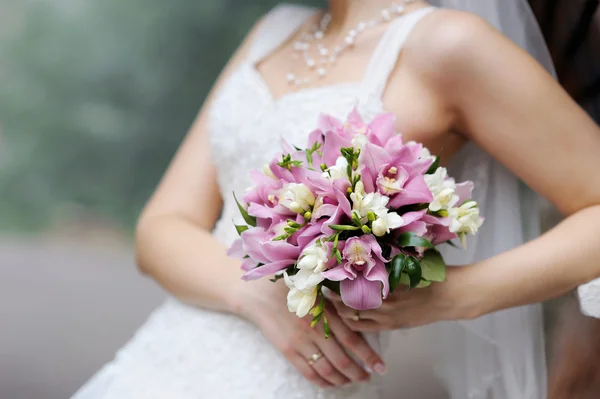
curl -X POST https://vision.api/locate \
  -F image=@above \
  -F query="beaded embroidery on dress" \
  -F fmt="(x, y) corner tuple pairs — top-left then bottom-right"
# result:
(72, 4), (549, 399)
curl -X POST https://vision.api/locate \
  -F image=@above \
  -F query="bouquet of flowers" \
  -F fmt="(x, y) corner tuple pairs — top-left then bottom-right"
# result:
(228, 109), (483, 335)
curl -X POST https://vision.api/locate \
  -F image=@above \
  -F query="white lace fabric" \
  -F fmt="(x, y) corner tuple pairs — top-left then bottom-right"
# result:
(72, 4), (558, 399)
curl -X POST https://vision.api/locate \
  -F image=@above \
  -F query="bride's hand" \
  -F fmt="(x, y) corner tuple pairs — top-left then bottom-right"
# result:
(235, 279), (386, 388)
(331, 268), (480, 332)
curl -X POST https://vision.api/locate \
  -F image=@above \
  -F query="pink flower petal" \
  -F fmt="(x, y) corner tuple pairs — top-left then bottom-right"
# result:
(318, 114), (343, 133)
(367, 113), (396, 146)
(241, 257), (259, 271)
(401, 210), (427, 226)
(322, 265), (354, 281)
(322, 131), (352, 166)
(389, 175), (434, 208)
(227, 239), (245, 259)
(397, 221), (428, 236)
(260, 240), (302, 262)
(247, 203), (277, 220)
(361, 235), (388, 263)
(242, 260), (293, 281)
(364, 261), (390, 299)
(340, 276), (383, 310)
(455, 181), (474, 205)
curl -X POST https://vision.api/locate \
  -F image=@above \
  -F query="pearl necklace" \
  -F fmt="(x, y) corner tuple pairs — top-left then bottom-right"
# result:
(286, 0), (419, 87)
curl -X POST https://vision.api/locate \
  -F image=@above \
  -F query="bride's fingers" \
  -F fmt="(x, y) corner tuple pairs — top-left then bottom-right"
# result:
(325, 306), (387, 375)
(299, 344), (350, 386)
(311, 326), (370, 383)
(330, 298), (382, 322)
(286, 352), (331, 389)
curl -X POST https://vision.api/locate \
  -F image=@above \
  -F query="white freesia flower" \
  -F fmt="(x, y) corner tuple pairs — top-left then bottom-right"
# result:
(448, 201), (484, 235)
(322, 156), (349, 180)
(279, 183), (316, 214)
(406, 141), (435, 160)
(262, 164), (276, 179)
(350, 181), (389, 222)
(293, 268), (325, 291)
(351, 133), (368, 150)
(424, 167), (459, 212)
(351, 181), (404, 236)
(297, 242), (329, 273)
(284, 272), (319, 318)
(372, 212), (404, 237)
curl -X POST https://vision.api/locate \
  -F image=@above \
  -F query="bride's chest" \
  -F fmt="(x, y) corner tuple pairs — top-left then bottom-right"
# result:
(207, 64), (456, 191)
(207, 64), (381, 169)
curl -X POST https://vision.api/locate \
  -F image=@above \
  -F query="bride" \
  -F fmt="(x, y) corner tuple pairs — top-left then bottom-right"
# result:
(73, 0), (600, 398)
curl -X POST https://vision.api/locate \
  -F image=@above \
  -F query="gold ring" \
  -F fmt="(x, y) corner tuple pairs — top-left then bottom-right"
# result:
(352, 310), (360, 322)
(307, 352), (323, 366)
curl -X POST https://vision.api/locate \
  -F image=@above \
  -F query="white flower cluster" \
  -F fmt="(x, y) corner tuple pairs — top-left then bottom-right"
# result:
(279, 183), (316, 214)
(284, 242), (327, 318)
(351, 181), (404, 237)
(425, 167), (483, 237)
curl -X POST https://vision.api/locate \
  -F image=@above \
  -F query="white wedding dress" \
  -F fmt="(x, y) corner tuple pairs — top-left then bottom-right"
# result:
(73, 3), (599, 399)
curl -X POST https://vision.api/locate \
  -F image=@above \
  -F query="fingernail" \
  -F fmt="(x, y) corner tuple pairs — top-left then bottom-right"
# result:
(374, 363), (387, 375)
(364, 365), (373, 373)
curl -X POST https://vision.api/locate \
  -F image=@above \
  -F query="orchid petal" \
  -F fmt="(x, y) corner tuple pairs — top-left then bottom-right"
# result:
(455, 181), (474, 205)
(340, 276), (383, 310)
(260, 240), (301, 262)
(322, 265), (354, 281)
(367, 113), (395, 146)
(227, 239), (245, 259)
(389, 175), (434, 208)
(322, 131), (352, 165)
(242, 260), (293, 281)
(364, 261), (390, 299)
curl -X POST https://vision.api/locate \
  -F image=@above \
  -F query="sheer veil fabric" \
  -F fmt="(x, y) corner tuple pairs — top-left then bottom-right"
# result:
(384, 1), (556, 398)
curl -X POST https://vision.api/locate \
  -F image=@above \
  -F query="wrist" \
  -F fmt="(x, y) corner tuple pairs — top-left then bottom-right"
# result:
(446, 265), (489, 320)
(227, 279), (264, 321)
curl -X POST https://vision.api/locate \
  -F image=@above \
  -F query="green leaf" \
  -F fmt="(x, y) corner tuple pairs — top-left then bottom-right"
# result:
(323, 315), (332, 339)
(405, 256), (422, 289)
(234, 224), (249, 235)
(329, 224), (360, 231)
(417, 280), (432, 288)
(426, 156), (441, 175)
(389, 254), (408, 292)
(397, 232), (434, 249)
(233, 192), (257, 227)
(420, 250), (447, 282)
(306, 151), (313, 166)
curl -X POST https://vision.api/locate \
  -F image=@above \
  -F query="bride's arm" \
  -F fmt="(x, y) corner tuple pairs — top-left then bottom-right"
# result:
(134, 20), (261, 313)
(434, 12), (600, 317)
(335, 11), (600, 330)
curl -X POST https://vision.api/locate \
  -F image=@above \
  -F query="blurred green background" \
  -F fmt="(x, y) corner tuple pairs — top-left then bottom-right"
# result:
(0, 0), (324, 235)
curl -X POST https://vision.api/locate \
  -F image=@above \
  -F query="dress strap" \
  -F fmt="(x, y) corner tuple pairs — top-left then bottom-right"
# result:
(360, 7), (437, 102)
(247, 4), (317, 65)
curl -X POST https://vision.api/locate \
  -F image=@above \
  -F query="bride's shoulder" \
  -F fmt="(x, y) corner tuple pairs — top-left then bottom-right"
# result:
(403, 8), (528, 85)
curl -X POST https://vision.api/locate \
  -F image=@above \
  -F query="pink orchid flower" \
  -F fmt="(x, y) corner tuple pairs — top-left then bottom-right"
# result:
(322, 235), (390, 310)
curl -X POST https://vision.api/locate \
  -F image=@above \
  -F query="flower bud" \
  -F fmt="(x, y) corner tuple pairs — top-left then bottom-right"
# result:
(367, 211), (377, 222)
(361, 225), (372, 234)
